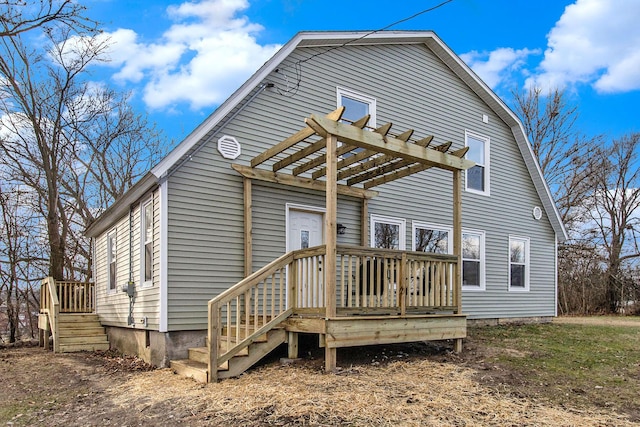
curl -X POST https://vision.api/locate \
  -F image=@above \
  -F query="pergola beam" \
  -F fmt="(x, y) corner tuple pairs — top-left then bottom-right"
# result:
(294, 115), (370, 176)
(251, 107), (344, 168)
(232, 164), (378, 199)
(341, 135), (435, 183)
(361, 146), (470, 189)
(306, 115), (474, 172)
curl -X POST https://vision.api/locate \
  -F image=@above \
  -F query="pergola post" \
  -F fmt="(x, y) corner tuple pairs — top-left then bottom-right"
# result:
(453, 169), (463, 353)
(243, 177), (253, 277)
(324, 133), (338, 372)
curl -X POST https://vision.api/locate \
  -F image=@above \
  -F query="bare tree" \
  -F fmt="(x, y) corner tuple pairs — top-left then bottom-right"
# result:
(0, 184), (46, 341)
(0, 21), (167, 281)
(581, 133), (640, 312)
(512, 87), (597, 231)
(0, 0), (95, 38)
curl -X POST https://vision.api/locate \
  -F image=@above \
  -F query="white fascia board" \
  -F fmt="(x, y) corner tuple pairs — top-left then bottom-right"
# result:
(511, 124), (568, 242)
(424, 34), (567, 242)
(151, 33), (306, 179)
(150, 31), (435, 180)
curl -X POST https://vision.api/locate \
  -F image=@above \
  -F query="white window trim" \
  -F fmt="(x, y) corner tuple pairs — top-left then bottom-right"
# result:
(462, 228), (486, 291)
(411, 221), (453, 253)
(509, 235), (530, 292)
(370, 214), (406, 250)
(464, 130), (490, 196)
(337, 86), (377, 128)
(107, 228), (117, 294)
(140, 198), (154, 288)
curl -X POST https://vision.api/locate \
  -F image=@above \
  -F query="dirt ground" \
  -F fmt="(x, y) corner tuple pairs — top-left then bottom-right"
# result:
(1, 318), (637, 426)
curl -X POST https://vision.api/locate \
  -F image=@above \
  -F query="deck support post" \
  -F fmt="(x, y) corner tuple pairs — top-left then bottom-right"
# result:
(288, 332), (299, 358)
(324, 133), (338, 373)
(454, 338), (463, 353)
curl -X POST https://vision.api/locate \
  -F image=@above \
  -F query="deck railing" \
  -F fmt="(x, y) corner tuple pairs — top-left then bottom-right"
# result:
(207, 244), (459, 380)
(336, 245), (458, 315)
(40, 277), (61, 352)
(39, 278), (96, 352)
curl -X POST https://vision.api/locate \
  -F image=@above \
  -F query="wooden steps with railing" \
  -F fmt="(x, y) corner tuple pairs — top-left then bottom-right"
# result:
(40, 277), (110, 353)
(57, 313), (110, 352)
(170, 322), (287, 382)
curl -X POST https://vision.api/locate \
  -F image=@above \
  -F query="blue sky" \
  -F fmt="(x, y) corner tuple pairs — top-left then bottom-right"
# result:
(84, 0), (640, 146)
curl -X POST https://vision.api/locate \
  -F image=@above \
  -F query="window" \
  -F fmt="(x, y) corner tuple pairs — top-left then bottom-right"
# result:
(370, 215), (406, 250)
(337, 87), (376, 157)
(465, 131), (490, 194)
(509, 236), (530, 291)
(107, 230), (117, 292)
(141, 200), (154, 286)
(462, 230), (485, 290)
(412, 222), (452, 254)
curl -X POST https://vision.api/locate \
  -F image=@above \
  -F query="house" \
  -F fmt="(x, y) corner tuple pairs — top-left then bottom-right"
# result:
(77, 31), (565, 380)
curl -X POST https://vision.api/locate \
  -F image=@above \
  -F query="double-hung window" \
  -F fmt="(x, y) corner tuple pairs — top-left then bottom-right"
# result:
(465, 131), (490, 195)
(337, 87), (376, 157)
(509, 236), (530, 291)
(412, 222), (451, 254)
(107, 230), (117, 292)
(141, 200), (154, 286)
(462, 230), (485, 290)
(371, 215), (406, 250)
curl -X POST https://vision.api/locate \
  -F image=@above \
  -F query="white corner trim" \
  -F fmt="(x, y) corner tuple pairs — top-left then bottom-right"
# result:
(159, 179), (168, 332)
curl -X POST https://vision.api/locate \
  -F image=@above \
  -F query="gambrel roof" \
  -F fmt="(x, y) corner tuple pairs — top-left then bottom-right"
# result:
(86, 31), (567, 241)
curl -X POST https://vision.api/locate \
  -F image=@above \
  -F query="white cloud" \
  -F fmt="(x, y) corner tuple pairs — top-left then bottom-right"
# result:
(526, 0), (640, 93)
(460, 47), (539, 90)
(98, 0), (281, 110)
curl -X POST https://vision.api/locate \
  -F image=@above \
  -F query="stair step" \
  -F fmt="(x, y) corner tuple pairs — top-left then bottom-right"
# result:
(58, 314), (101, 323)
(59, 342), (110, 352)
(59, 335), (109, 344)
(171, 359), (208, 383)
(171, 358), (229, 384)
(218, 328), (287, 380)
(59, 326), (105, 337)
(219, 340), (249, 356)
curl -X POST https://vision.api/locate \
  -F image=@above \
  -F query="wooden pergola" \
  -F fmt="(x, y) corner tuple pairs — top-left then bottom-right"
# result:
(232, 107), (475, 371)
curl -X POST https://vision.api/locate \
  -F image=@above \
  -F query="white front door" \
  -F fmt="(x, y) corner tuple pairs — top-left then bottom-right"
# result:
(288, 209), (324, 251)
(287, 208), (324, 307)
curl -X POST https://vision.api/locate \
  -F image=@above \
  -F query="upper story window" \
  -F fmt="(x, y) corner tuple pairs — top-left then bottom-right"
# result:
(337, 87), (377, 127)
(107, 229), (117, 292)
(465, 131), (490, 195)
(509, 236), (530, 291)
(371, 214), (406, 250)
(412, 222), (452, 254)
(337, 87), (376, 157)
(462, 229), (485, 290)
(141, 199), (154, 286)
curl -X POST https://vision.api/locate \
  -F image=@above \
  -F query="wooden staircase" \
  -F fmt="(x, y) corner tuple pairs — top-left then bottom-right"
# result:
(57, 313), (110, 352)
(171, 323), (287, 382)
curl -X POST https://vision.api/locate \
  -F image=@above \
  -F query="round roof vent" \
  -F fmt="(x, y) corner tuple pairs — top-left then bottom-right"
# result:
(217, 135), (241, 160)
(532, 206), (543, 220)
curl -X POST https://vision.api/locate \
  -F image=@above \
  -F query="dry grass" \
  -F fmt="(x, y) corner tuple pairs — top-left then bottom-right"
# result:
(111, 358), (633, 426)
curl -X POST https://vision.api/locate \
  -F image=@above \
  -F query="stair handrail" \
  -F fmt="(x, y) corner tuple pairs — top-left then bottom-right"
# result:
(208, 250), (295, 382)
(40, 277), (60, 352)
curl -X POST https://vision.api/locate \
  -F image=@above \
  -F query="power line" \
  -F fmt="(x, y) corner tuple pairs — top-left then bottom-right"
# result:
(272, 0), (455, 96)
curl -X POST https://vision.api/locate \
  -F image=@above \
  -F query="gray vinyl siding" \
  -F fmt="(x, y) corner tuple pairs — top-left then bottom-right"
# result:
(165, 42), (557, 329)
(95, 190), (161, 328)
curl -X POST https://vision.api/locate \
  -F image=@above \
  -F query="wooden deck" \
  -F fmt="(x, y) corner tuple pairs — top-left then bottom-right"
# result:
(179, 244), (467, 382)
